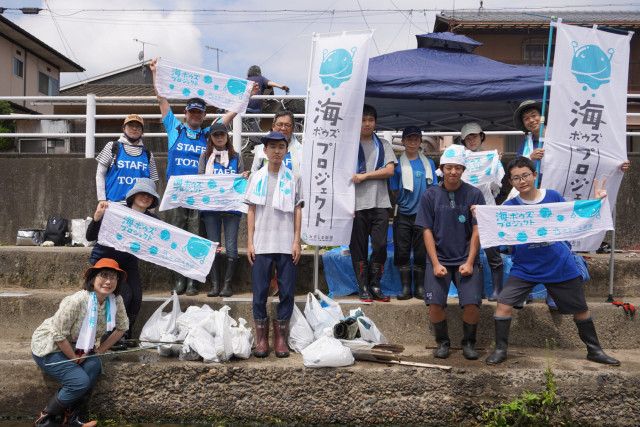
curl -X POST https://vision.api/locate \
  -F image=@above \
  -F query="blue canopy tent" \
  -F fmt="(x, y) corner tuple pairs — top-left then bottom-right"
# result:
(365, 32), (546, 131)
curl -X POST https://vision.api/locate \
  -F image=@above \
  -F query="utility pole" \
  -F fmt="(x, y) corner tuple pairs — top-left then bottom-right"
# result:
(133, 38), (158, 62)
(204, 45), (226, 72)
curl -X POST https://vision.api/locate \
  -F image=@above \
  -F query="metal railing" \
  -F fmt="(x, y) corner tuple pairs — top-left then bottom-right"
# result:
(0, 94), (639, 158)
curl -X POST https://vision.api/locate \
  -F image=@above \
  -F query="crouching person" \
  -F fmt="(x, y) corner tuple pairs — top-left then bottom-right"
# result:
(485, 157), (619, 366)
(31, 258), (129, 426)
(246, 131), (303, 358)
(415, 144), (485, 360)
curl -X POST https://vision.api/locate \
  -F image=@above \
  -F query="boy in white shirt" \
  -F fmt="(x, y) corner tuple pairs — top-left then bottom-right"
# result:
(246, 131), (303, 359)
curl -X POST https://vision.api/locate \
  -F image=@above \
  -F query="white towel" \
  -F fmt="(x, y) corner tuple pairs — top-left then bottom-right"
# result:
(400, 153), (433, 191)
(205, 149), (230, 174)
(76, 292), (116, 353)
(246, 165), (295, 213)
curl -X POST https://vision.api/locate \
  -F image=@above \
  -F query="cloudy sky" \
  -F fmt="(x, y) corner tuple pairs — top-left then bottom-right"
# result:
(2, 0), (638, 92)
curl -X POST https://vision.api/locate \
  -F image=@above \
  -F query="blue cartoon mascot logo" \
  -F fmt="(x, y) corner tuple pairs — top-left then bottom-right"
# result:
(571, 42), (615, 90)
(319, 47), (356, 89)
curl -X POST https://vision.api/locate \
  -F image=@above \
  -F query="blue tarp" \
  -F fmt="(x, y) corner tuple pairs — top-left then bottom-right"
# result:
(365, 33), (547, 130)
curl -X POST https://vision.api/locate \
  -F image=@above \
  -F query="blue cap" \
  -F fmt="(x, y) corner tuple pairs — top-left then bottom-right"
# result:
(402, 126), (422, 139)
(185, 97), (206, 112)
(260, 131), (288, 145)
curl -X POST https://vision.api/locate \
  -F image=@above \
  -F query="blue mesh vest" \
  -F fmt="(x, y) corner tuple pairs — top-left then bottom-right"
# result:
(105, 143), (150, 202)
(167, 125), (208, 178)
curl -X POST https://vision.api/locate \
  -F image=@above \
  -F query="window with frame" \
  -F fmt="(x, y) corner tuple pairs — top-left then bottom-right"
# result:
(38, 72), (59, 95)
(522, 39), (555, 66)
(13, 57), (23, 78)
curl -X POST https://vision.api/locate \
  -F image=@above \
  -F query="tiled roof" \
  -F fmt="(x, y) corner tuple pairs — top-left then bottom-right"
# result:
(60, 84), (155, 97)
(435, 10), (640, 30)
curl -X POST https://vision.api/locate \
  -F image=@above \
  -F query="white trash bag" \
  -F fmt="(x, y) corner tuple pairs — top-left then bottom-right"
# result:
(304, 292), (343, 340)
(140, 292), (182, 343)
(177, 304), (215, 333)
(288, 304), (315, 353)
(350, 308), (388, 344)
(71, 218), (94, 247)
(301, 336), (354, 368)
(231, 317), (253, 359)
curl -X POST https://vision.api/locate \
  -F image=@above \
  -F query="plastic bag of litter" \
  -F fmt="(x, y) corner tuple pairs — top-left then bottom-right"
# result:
(288, 304), (315, 353)
(231, 318), (253, 359)
(352, 308), (387, 344)
(183, 325), (221, 362)
(157, 331), (183, 357)
(140, 292), (182, 342)
(209, 306), (235, 362)
(304, 292), (343, 340)
(301, 336), (354, 368)
(177, 304), (216, 333)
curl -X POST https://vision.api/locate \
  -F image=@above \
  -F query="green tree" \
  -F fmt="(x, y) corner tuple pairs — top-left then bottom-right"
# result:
(0, 101), (16, 151)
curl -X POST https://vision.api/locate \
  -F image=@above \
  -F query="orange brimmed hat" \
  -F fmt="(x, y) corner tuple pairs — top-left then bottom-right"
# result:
(84, 258), (127, 282)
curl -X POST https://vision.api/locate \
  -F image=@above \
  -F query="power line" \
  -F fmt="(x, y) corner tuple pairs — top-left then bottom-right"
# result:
(355, 0), (380, 55)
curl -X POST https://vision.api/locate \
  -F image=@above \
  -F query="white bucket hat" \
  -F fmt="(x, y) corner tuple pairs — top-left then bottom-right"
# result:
(439, 144), (466, 167)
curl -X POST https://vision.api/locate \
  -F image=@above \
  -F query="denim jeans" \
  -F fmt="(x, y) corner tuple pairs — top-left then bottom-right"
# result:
(201, 212), (241, 259)
(32, 351), (102, 405)
(252, 253), (296, 321)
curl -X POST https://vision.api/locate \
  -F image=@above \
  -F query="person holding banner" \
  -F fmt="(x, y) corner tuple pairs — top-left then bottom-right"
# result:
(31, 258), (129, 427)
(485, 157), (620, 366)
(246, 131), (303, 358)
(389, 126), (437, 300)
(251, 110), (303, 175)
(150, 58), (238, 296)
(86, 178), (160, 348)
(198, 123), (249, 298)
(350, 104), (397, 303)
(415, 144), (485, 360)
(460, 122), (506, 302)
(95, 114), (159, 203)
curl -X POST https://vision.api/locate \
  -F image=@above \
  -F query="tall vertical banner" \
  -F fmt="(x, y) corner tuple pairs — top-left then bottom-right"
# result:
(542, 22), (632, 251)
(301, 31), (373, 245)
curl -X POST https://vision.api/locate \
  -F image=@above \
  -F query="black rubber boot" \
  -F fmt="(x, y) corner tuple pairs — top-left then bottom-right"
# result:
(397, 265), (412, 300)
(65, 395), (97, 427)
(575, 318), (621, 366)
(431, 320), (450, 359)
(173, 275), (187, 295)
(369, 263), (390, 302)
(207, 259), (221, 297)
(461, 322), (479, 360)
(220, 257), (237, 298)
(488, 266), (504, 302)
(486, 317), (512, 365)
(413, 266), (425, 300)
(355, 261), (372, 302)
(34, 394), (66, 427)
(185, 279), (199, 296)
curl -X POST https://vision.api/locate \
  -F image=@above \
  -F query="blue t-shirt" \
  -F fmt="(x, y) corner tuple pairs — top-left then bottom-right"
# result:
(389, 158), (437, 215)
(415, 182), (485, 265)
(247, 75), (269, 113)
(504, 189), (581, 283)
(163, 110), (211, 178)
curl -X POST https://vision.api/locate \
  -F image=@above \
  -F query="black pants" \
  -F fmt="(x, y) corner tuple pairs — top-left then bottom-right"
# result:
(393, 213), (426, 267)
(349, 208), (389, 265)
(483, 246), (503, 271)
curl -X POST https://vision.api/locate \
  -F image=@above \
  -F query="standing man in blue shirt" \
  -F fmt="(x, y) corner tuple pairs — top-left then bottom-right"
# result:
(150, 58), (236, 296)
(389, 126), (437, 300)
(415, 144), (485, 360)
(485, 157), (620, 366)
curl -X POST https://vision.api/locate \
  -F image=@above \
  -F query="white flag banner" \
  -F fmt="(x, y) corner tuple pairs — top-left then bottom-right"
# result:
(159, 174), (249, 213)
(98, 203), (217, 282)
(462, 149), (505, 205)
(301, 30), (373, 246)
(154, 58), (253, 114)
(476, 198), (613, 248)
(541, 22), (631, 251)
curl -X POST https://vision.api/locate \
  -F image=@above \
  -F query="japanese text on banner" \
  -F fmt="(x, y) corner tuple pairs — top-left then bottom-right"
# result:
(159, 174), (248, 213)
(98, 203), (217, 282)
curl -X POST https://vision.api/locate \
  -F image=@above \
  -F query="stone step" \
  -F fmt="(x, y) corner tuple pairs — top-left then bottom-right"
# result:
(1, 247), (639, 298)
(1, 341), (638, 425)
(2, 289), (638, 350)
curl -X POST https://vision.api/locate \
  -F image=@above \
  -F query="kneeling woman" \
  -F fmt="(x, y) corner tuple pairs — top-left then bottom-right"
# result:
(31, 258), (129, 426)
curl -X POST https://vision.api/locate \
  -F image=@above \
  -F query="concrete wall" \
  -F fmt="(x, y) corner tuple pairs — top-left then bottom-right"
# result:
(0, 153), (638, 248)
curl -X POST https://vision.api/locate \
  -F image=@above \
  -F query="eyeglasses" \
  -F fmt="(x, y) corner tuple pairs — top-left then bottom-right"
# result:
(97, 271), (119, 281)
(274, 122), (293, 129)
(510, 173), (533, 183)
